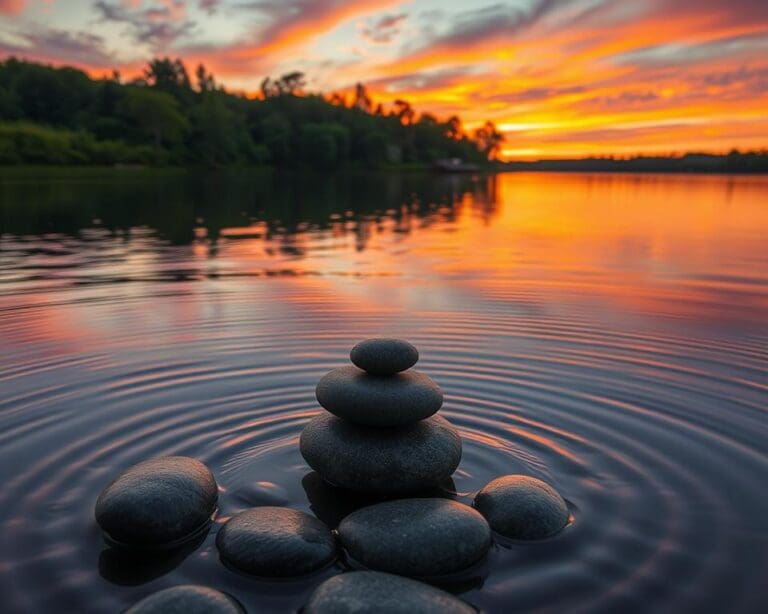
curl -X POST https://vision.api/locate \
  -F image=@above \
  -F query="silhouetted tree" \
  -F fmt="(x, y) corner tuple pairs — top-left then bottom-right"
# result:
(445, 115), (462, 139)
(195, 64), (216, 93)
(353, 83), (373, 113)
(393, 99), (415, 125)
(474, 121), (504, 160)
(278, 71), (306, 95)
(144, 58), (192, 94)
(262, 72), (306, 97)
(328, 92), (347, 107)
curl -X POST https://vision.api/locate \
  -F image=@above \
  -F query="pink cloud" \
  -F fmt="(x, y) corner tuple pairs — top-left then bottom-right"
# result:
(0, 0), (25, 15)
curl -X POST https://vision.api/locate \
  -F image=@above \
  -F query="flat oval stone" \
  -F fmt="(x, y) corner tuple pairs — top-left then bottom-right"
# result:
(216, 506), (336, 577)
(315, 366), (443, 427)
(126, 585), (244, 614)
(95, 456), (217, 549)
(305, 571), (475, 614)
(350, 338), (419, 375)
(338, 498), (491, 577)
(473, 475), (569, 539)
(300, 414), (461, 495)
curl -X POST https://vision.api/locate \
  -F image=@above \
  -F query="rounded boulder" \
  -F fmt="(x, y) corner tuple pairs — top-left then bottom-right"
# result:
(350, 338), (419, 375)
(473, 475), (569, 539)
(304, 571), (476, 614)
(95, 456), (218, 550)
(338, 498), (491, 577)
(216, 506), (336, 577)
(315, 366), (443, 427)
(126, 585), (244, 614)
(300, 413), (461, 495)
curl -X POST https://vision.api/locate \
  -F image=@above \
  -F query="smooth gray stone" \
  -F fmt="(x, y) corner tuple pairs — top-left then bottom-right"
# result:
(126, 585), (244, 614)
(95, 456), (217, 549)
(304, 571), (476, 614)
(315, 366), (443, 427)
(338, 498), (491, 577)
(216, 506), (336, 577)
(350, 338), (419, 375)
(300, 414), (461, 495)
(473, 475), (569, 539)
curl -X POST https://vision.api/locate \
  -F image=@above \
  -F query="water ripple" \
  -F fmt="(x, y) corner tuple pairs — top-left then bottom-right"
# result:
(1, 171), (767, 613)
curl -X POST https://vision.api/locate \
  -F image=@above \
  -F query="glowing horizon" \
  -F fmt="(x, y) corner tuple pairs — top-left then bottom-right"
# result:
(1, 0), (767, 160)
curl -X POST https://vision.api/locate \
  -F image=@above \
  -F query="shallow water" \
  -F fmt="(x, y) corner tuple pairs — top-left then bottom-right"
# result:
(1, 169), (766, 613)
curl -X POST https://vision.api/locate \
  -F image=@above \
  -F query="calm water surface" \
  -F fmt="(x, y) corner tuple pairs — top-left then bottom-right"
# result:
(1, 169), (767, 613)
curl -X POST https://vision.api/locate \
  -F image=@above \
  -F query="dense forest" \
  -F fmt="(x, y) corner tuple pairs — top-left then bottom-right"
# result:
(0, 57), (502, 169)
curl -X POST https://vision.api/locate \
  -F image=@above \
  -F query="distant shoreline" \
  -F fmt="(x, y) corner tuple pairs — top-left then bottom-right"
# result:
(498, 151), (768, 174)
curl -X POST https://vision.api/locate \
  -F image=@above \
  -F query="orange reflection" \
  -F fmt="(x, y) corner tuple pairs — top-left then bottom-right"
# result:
(237, 173), (768, 327)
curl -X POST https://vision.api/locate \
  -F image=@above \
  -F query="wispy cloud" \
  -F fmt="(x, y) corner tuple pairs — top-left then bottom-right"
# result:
(199, 0), (220, 14)
(362, 12), (407, 44)
(177, 0), (400, 78)
(232, 0), (402, 53)
(0, 26), (114, 67)
(93, 0), (196, 49)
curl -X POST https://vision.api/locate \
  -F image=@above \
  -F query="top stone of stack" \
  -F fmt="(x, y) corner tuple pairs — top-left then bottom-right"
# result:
(350, 338), (419, 375)
(315, 338), (443, 428)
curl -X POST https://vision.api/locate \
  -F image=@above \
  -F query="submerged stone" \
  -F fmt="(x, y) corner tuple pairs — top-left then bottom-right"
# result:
(216, 506), (336, 577)
(125, 585), (244, 614)
(338, 498), (491, 578)
(473, 475), (569, 539)
(350, 338), (419, 375)
(304, 571), (476, 614)
(95, 456), (217, 549)
(315, 366), (443, 427)
(300, 413), (461, 495)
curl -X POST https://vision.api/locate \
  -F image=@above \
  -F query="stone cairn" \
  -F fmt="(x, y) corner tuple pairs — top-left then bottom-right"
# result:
(96, 338), (570, 614)
(299, 338), (462, 496)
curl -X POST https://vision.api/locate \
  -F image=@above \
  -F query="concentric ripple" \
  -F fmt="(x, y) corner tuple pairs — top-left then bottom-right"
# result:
(1, 170), (767, 614)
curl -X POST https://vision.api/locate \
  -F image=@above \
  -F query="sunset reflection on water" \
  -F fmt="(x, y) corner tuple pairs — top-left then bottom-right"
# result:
(0, 170), (766, 613)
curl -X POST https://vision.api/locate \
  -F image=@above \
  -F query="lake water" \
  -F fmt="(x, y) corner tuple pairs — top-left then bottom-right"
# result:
(1, 169), (766, 613)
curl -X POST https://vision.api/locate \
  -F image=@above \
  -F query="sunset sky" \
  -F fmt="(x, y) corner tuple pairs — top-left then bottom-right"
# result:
(1, 0), (767, 159)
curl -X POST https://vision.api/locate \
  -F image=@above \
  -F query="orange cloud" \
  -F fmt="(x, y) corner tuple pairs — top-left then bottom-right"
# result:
(334, 1), (768, 159)
(180, 0), (402, 79)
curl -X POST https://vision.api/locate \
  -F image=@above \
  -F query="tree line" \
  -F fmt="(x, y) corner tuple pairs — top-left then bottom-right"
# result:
(0, 57), (503, 168)
(503, 151), (768, 174)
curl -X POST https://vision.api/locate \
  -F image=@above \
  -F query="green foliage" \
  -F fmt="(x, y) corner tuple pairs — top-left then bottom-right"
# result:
(258, 113), (292, 164)
(186, 92), (246, 165)
(0, 57), (496, 169)
(298, 123), (350, 168)
(119, 87), (188, 159)
(0, 122), (152, 165)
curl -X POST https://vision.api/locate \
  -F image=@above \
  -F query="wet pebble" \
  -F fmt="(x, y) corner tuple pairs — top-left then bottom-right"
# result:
(216, 506), (336, 577)
(473, 475), (569, 539)
(304, 571), (476, 614)
(95, 456), (217, 549)
(300, 414), (461, 495)
(350, 338), (419, 375)
(316, 366), (443, 427)
(338, 498), (491, 577)
(125, 585), (244, 613)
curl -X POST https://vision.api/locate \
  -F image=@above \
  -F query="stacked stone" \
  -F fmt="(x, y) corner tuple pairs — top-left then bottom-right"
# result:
(300, 338), (462, 496)
(96, 337), (569, 612)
